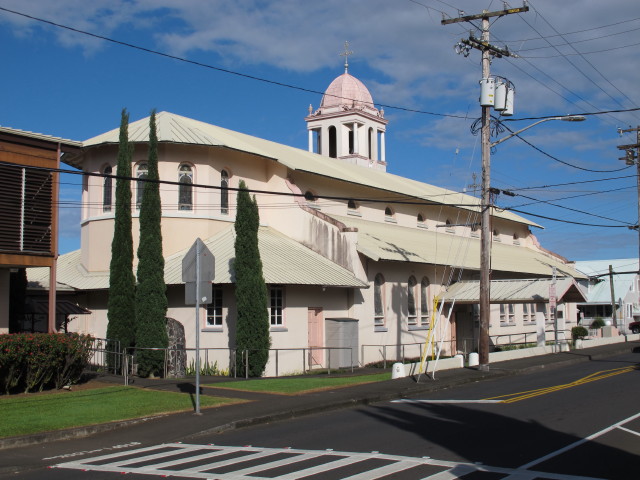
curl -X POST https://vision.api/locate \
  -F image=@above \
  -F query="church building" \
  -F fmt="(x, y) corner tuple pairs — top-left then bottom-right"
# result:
(28, 64), (587, 375)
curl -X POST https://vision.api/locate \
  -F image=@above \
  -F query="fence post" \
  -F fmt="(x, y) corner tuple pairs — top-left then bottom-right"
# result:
(328, 348), (331, 375)
(245, 350), (249, 379)
(402, 344), (405, 363)
(275, 349), (279, 378)
(124, 353), (128, 386)
(383, 345), (387, 369)
(303, 348), (306, 374)
(350, 347), (354, 373)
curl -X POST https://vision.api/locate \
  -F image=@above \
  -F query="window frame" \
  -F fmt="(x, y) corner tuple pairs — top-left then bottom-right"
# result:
(205, 287), (223, 328)
(220, 169), (229, 215)
(420, 277), (430, 326)
(270, 286), (284, 327)
(374, 273), (386, 326)
(407, 276), (418, 325)
(102, 165), (112, 213)
(178, 164), (194, 211)
(136, 163), (148, 210)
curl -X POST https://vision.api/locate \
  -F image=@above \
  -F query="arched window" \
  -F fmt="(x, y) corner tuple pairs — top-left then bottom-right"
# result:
(513, 233), (520, 245)
(103, 166), (112, 212)
(420, 277), (430, 326)
(220, 170), (229, 215)
(445, 219), (454, 232)
(417, 213), (425, 227)
(178, 164), (193, 211)
(347, 199), (358, 213)
(136, 163), (148, 209)
(493, 229), (501, 241)
(374, 274), (385, 326)
(408, 276), (417, 325)
(384, 206), (394, 221)
(328, 126), (337, 158)
(304, 190), (316, 204)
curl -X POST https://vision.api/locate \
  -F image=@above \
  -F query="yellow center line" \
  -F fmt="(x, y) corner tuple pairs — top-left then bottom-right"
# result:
(483, 365), (637, 404)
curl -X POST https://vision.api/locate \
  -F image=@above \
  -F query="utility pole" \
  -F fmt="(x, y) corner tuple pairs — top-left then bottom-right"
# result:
(442, 4), (528, 371)
(617, 127), (640, 276)
(608, 264), (617, 327)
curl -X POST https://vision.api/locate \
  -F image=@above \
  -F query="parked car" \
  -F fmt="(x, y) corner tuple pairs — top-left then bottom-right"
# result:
(629, 320), (640, 334)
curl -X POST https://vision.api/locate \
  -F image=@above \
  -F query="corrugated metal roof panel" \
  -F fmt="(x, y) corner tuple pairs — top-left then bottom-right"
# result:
(0, 126), (82, 149)
(575, 259), (638, 303)
(330, 215), (586, 279)
(77, 111), (539, 228)
(444, 278), (587, 303)
(29, 227), (366, 291)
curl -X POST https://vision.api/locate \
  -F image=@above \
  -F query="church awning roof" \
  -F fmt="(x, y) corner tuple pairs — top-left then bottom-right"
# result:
(329, 214), (586, 279)
(442, 278), (587, 303)
(27, 226), (366, 291)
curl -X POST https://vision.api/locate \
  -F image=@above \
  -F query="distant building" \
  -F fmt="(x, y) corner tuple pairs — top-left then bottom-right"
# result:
(575, 259), (640, 333)
(27, 68), (587, 374)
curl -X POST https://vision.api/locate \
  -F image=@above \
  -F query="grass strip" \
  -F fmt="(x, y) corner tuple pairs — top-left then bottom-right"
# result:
(0, 386), (239, 438)
(209, 372), (391, 394)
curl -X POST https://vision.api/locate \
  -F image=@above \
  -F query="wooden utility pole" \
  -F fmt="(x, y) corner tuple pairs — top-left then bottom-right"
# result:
(442, 4), (528, 371)
(608, 264), (617, 327)
(617, 126), (640, 275)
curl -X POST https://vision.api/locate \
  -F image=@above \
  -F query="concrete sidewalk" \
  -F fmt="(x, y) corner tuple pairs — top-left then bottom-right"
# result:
(1, 340), (638, 454)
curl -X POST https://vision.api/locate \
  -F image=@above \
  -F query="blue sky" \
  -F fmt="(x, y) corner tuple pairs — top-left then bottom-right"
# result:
(1, 0), (639, 262)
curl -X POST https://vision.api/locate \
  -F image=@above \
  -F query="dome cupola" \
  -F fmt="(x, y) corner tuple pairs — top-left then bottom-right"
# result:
(305, 43), (388, 171)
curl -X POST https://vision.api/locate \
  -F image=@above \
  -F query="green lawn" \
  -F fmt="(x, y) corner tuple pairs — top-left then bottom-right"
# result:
(209, 372), (391, 394)
(0, 386), (240, 438)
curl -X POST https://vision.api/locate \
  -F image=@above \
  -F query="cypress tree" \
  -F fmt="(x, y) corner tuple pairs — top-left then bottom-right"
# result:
(234, 180), (270, 377)
(135, 110), (168, 377)
(106, 109), (136, 368)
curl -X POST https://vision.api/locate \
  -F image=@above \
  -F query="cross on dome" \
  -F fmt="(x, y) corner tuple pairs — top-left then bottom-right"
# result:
(340, 41), (353, 73)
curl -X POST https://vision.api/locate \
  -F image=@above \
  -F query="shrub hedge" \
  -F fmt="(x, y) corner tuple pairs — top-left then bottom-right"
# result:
(0, 333), (94, 394)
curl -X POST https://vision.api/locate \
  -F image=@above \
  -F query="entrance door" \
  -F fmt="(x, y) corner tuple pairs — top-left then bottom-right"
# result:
(308, 307), (324, 367)
(455, 305), (475, 354)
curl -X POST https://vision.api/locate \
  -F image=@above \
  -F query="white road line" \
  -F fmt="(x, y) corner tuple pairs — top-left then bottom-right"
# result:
(617, 425), (640, 437)
(391, 399), (501, 404)
(517, 411), (640, 470)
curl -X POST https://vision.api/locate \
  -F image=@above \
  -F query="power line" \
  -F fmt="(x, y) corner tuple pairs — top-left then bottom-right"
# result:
(2, 5), (639, 125)
(521, 41), (640, 59)
(508, 174), (638, 191)
(498, 120), (633, 173)
(526, 1), (639, 112)
(0, 5), (467, 120)
(506, 191), (633, 225)
(505, 207), (632, 228)
(0, 159), (483, 209)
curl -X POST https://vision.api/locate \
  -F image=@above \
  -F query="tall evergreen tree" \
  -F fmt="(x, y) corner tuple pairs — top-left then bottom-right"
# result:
(106, 109), (136, 367)
(135, 110), (168, 377)
(234, 180), (270, 377)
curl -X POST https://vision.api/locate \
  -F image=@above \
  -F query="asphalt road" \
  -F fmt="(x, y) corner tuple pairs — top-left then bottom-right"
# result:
(7, 352), (640, 480)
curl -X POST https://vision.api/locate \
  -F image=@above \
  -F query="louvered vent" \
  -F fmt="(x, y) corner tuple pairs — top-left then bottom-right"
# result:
(0, 163), (52, 254)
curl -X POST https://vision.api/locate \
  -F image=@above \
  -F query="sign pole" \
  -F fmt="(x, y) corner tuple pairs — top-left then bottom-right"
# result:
(195, 240), (201, 415)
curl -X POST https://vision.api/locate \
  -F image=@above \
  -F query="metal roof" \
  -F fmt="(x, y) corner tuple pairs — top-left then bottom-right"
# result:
(27, 226), (366, 291)
(443, 277), (587, 303)
(70, 111), (540, 228)
(0, 126), (82, 151)
(574, 259), (638, 303)
(330, 214), (586, 279)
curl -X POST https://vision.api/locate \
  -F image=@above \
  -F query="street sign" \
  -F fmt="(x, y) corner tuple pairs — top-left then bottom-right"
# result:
(182, 238), (215, 283)
(182, 237), (215, 415)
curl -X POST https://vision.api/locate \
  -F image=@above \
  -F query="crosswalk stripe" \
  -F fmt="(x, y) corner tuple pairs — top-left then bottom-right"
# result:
(55, 443), (608, 480)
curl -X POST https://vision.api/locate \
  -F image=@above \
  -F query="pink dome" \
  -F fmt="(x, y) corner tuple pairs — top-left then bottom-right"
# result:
(320, 73), (374, 109)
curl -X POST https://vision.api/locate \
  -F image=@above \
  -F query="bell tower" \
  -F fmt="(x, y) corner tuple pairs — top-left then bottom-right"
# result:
(305, 42), (389, 171)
